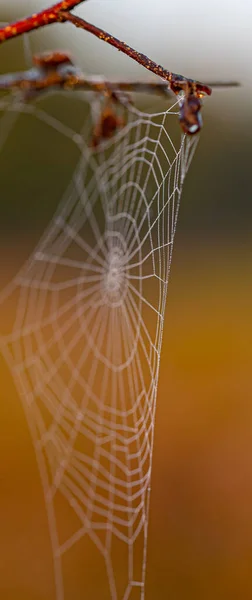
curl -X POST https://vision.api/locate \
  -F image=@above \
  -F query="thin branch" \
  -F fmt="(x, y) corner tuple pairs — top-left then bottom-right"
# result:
(60, 11), (212, 96)
(0, 2), (240, 136)
(0, 1), (85, 42)
(0, 56), (239, 97)
(0, 61), (173, 97)
(0, 1), (212, 98)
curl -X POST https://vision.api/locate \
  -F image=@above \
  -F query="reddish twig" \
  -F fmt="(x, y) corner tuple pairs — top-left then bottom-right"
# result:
(0, 2), (239, 135)
(60, 10), (212, 97)
(0, 53), (173, 97)
(0, 50), (206, 136)
(0, 1), (211, 99)
(0, 1), (85, 43)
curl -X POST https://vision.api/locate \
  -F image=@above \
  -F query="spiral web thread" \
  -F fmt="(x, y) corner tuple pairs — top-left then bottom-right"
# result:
(0, 39), (199, 600)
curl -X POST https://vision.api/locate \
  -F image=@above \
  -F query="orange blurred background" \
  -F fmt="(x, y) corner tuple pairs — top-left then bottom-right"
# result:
(1, 241), (252, 599)
(0, 2), (252, 599)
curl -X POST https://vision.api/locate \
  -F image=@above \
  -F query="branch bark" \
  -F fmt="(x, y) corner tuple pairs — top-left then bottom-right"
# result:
(0, 0), (212, 97)
(0, 1), (85, 43)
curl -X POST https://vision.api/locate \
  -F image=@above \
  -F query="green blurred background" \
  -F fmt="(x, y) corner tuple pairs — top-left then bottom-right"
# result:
(0, 1), (252, 599)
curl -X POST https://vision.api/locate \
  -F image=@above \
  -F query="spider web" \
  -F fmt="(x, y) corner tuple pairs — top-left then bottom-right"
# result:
(0, 39), (199, 600)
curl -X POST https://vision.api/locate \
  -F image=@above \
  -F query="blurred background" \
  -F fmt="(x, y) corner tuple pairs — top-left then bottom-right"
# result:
(0, 1), (252, 599)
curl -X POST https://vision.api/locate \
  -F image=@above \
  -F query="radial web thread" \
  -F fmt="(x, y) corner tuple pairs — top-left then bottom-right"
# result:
(0, 61), (199, 600)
